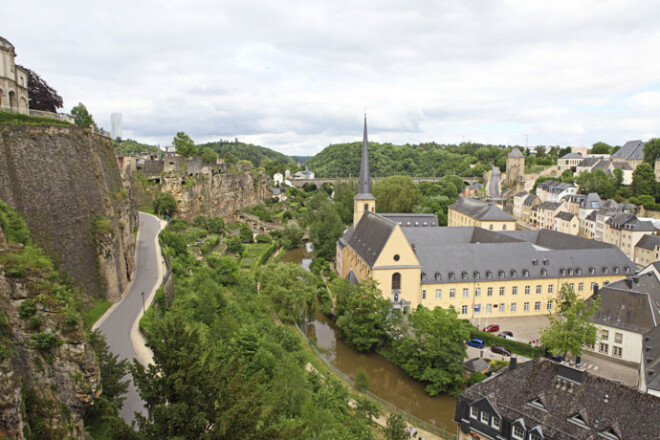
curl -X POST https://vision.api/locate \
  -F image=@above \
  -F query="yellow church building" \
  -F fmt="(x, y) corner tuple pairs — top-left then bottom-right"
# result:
(336, 117), (633, 317)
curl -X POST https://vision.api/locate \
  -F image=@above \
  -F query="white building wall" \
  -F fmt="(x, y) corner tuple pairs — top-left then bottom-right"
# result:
(586, 324), (643, 365)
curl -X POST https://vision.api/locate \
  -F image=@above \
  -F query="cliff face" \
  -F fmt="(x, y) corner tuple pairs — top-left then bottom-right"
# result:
(0, 228), (100, 439)
(0, 126), (137, 301)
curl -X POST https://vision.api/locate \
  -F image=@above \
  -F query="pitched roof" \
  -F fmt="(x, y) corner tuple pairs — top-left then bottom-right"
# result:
(508, 147), (524, 158)
(449, 198), (516, 221)
(636, 234), (660, 251)
(643, 325), (660, 392)
(587, 272), (660, 333)
(380, 213), (438, 227)
(464, 358), (490, 374)
(346, 212), (396, 266)
(559, 152), (584, 159)
(612, 140), (645, 160)
(456, 358), (660, 440)
(578, 157), (602, 167)
(606, 213), (656, 231)
(580, 193), (602, 210)
(402, 227), (632, 284)
(555, 211), (576, 221)
(537, 180), (576, 193)
(523, 194), (539, 206)
(537, 201), (563, 211)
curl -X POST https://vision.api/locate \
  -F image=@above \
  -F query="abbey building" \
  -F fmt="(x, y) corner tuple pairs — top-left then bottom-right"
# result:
(336, 118), (633, 317)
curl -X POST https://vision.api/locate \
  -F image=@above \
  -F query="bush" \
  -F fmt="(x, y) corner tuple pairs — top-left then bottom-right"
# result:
(30, 333), (62, 351)
(255, 233), (272, 243)
(355, 369), (369, 391)
(468, 327), (544, 358)
(468, 371), (487, 386)
(225, 236), (244, 255)
(19, 300), (37, 319)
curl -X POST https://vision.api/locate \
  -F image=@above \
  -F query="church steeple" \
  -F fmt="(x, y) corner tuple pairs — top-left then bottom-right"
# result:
(353, 114), (376, 226)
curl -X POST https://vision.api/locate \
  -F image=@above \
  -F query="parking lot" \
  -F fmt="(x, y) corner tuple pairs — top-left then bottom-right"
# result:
(469, 315), (550, 344)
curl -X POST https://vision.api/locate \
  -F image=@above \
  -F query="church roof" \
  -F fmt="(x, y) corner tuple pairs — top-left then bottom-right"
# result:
(380, 213), (438, 227)
(346, 211), (396, 266)
(355, 114), (373, 199)
(449, 198), (516, 221)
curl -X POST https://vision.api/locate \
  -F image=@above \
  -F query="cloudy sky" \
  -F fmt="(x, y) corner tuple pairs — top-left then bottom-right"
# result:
(4, 1), (660, 155)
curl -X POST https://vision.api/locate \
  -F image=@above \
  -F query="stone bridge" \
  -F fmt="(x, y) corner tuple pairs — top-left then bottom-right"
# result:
(287, 176), (481, 188)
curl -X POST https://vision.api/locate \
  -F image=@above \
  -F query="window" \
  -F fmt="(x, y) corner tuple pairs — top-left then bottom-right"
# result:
(512, 425), (524, 440)
(470, 406), (478, 419)
(511, 270), (517, 277)
(486, 271), (493, 279)
(536, 285), (542, 294)
(422, 290), (426, 300)
(480, 411), (489, 424)
(475, 288), (481, 297)
(474, 271), (480, 279)
(524, 302), (530, 312)
(569, 282), (574, 290)
(394, 254), (400, 261)
(523, 269), (529, 277)
(462, 271), (468, 280)
(601, 329), (609, 340)
(421, 272), (427, 281)
(435, 272), (441, 281)
(578, 282), (584, 292)
(512, 286), (518, 296)
(449, 272), (455, 280)
(503, 224), (507, 230)
(487, 287), (493, 297)
(525, 285), (531, 295)
(450, 289), (456, 298)
(511, 303), (517, 312)
(392, 273), (401, 290)
(461, 305), (468, 315)
(612, 346), (623, 358)
(500, 303), (505, 311)
(599, 343), (609, 354)
(491, 417), (500, 430)
(530, 434), (542, 440)
(541, 268), (547, 276)
(548, 285), (554, 294)
(500, 287), (505, 296)
(591, 282), (596, 291)
(499, 270), (505, 278)
(435, 289), (441, 299)
(614, 332), (623, 344)
(534, 301), (541, 311)
(486, 304), (492, 314)
(463, 288), (469, 298)
(547, 301), (553, 311)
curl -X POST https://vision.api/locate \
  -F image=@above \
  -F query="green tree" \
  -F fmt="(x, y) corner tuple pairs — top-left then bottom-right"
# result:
(153, 192), (177, 217)
(385, 413), (407, 440)
(632, 162), (657, 197)
(613, 167), (624, 188)
(540, 284), (599, 359)
(71, 102), (96, 128)
(281, 224), (304, 249)
(373, 176), (423, 213)
(309, 200), (344, 260)
(643, 138), (660, 164)
(205, 217), (226, 235)
(239, 224), (253, 243)
(590, 142), (613, 155)
(200, 147), (218, 163)
(355, 369), (369, 391)
(575, 170), (617, 199)
(333, 182), (357, 225)
(392, 306), (470, 395)
(207, 255), (239, 286)
(334, 279), (398, 352)
(173, 131), (197, 157)
(258, 263), (316, 324)
(225, 235), (245, 255)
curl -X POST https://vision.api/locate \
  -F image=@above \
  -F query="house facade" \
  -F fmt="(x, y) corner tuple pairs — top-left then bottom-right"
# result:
(0, 36), (29, 113)
(448, 197), (517, 231)
(603, 213), (657, 260)
(635, 234), (660, 267)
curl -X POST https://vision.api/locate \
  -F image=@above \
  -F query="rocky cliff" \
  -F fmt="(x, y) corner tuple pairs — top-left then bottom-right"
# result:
(0, 126), (137, 301)
(0, 215), (100, 439)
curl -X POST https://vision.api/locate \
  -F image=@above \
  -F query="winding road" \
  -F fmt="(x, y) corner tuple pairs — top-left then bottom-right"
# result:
(95, 213), (164, 423)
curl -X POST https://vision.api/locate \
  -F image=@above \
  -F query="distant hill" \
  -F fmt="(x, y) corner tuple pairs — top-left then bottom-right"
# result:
(199, 139), (296, 168)
(289, 155), (313, 164)
(113, 138), (159, 156)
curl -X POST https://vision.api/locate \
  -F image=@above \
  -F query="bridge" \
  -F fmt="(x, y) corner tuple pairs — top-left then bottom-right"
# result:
(287, 176), (481, 188)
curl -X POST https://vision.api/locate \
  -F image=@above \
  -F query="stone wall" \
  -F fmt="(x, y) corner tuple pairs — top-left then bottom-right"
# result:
(0, 125), (138, 300)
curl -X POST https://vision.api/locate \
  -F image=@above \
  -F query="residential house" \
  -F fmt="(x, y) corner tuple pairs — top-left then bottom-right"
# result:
(554, 211), (579, 236)
(603, 213), (657, 260)
(521, 194), (540, 225)
(634, 234), (660, 268)
(273, 172), (284, 186)
(536, 180), (577, 203)
(557, 152), (583, 172)
(448, 197), (517, 231)
(563, 194), (585, 216)
(462, 183), (483, 198)
(532, 200), (567, 230)
(454, 358), (660, 440)
(582, 211), (598, 239)
(611, 140), (645, 171)
(512, 191), (529, 219)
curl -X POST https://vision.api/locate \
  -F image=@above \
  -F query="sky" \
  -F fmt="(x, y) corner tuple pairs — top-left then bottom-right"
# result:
(4, 1), (660, 156)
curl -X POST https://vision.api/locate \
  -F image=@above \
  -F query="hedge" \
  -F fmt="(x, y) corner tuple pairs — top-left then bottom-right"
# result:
(468, 328), (544, 358)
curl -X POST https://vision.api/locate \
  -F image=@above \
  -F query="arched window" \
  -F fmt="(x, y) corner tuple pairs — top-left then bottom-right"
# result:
(392, 273), (401, 290)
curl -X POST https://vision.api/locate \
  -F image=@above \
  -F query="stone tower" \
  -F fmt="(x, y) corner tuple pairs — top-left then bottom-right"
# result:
(506, 147), (525, 187)
(353, 115), (376, 226)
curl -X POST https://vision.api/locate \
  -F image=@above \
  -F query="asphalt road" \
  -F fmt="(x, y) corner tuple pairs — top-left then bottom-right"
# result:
(97, 213), (162, 424)
(488, 166), (501, 199)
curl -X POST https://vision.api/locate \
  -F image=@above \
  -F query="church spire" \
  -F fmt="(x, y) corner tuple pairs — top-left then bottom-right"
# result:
(355, 114), (375, 200)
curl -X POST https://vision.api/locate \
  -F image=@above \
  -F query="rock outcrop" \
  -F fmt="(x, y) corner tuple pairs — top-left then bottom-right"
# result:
(0, 126), (137, 301)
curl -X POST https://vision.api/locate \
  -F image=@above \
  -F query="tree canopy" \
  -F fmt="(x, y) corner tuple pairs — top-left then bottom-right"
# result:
(632, 162), (657, 198)
(21, 66), (63, 112)
(643, 138), (660, 164)
(71, 102), (96, 128)
(173, 131), (196, 157)
(258, 262), (317, 324)
(373, 176), (423, 213)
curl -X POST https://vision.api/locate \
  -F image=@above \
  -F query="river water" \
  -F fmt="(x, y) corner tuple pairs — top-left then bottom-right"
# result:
(282, 245), (458, 430)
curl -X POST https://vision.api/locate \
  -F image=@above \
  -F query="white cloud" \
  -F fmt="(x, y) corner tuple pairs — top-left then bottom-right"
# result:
(3, 0), (660, 155)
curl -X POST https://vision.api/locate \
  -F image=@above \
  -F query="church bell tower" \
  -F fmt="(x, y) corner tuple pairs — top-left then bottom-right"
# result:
(353, 114), (376, 226)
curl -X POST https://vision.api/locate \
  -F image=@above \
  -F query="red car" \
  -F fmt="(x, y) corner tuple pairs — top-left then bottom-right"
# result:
(483, 324), (500, 333)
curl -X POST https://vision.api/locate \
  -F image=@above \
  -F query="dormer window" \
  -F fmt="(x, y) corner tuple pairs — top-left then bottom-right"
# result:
(613, 266), (620, 274)
(491, 417), (501, 430)
(598, 428), (621, 440)
(480, 411), (489, 424)
(543, 259), (549, 266)
(560, 269), (567, 276)
(541, 269), (547, 276)
(528, 398), (546, 411)
(462, 271), (468, 280)
(530, 434), (543, 440)
(435, 272), (441, 281)
(602, 267), (608, 274)
(522, 269), (529, 277)
(512, 425), (525, 440)
(470, 406), (478, 419)
(421, 272), (427, 281)
(589, 267), (595, 275)
(511, 270), (517, 278)
(569, 413), (588, 428)
(449, 272), (455, 280)
(486, 271), (493, 279)
(532, 259), (538, 266)
(576, 268), (582, 275)
(474, 271), (480, 279)
(624, 266), (630, 274)
(499, 270), (505, 278)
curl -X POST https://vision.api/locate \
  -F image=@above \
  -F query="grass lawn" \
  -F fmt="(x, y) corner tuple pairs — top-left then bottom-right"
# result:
(526, 164), (551, 174)
(83, 299), (113, 329)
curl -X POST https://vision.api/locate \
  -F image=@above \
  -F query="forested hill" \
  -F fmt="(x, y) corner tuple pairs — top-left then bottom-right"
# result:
(306, 142), (514, 178)
(199, 139), (296, 168)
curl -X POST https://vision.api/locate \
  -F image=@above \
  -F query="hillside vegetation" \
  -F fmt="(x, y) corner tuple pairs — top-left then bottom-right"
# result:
(199, 139), (297, 169)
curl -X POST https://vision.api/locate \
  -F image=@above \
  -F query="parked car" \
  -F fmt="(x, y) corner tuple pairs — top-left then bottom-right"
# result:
(490, 346), (511, 356)
(546, 354), (565, 363)
(466, 338), (486, 349)
(483, 324), (500, 333)
(498, 331), (513, 338)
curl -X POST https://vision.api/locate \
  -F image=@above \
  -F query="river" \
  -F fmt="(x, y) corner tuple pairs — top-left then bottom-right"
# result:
(282, 245), (458, 431)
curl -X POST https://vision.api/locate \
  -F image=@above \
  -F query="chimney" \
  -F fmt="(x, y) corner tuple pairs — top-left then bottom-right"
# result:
(509, 356), (518, 371)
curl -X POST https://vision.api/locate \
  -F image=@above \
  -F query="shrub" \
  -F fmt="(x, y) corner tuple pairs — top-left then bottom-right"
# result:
(30, 333), (62, 351)
(255, 233), (271, 243)
(19, 300), (37, 319)
(27, 314), (43, 331)
(468, 327), (544, 358)
(355, 369), (369, 391)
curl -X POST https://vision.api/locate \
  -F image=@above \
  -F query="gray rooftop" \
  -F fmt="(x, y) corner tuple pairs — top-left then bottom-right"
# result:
(612, 140), (645, 160)
(580, 193), (602, 210)
(464, 358), (490, 374)
(346, 212), (396, 266)
(449, 198), (516, 221)
(578, 156), (602, 167)
(537, 201), (563, 211)
(559, 152), (584, 159)
(555, 211), (576, 221)
(402, 227), (632, 284)
(606, 213), (656, 232)
(380, 213), (438, 227)
(636, 234), (660, 251)
(537, 180), (576, 193)
(523, 194), (539, 206)
(643, 324), (660, 393)
(508, 147), (524, 158)
(456, 358), (660, 440)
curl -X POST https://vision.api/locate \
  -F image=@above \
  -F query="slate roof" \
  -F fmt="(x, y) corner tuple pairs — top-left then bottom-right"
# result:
(612, 140), (645, 160)
(555, 211), (576, 221)
(380, 213), (438, 227)
(456, 358), (660, 440)
(346, 212), (396, 266)
(449, 198), (516, 221)
(636, 234), (660, 251)
(585, 211), (598, 221)
(537, 180), (576, 193)
(523, 194), (539, 206)
(578, 157), (602, 167)
(606, 213), (656, 231)
(508, 147), (524, 158)
(464, 358), (490, 374)
(515, 191), (529, 198)
(587, 272), (660, 333)
(643, 325), (660, 393)
(580, 193), (601, 210)
(402, 227), (632, 284)
(537, 201), (563, 211)
(559, 152), (584, 159)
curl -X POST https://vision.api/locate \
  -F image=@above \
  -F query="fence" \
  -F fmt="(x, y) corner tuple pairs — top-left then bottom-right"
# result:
(0, 105), (74, 123)
(294, 324), (458, 440)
